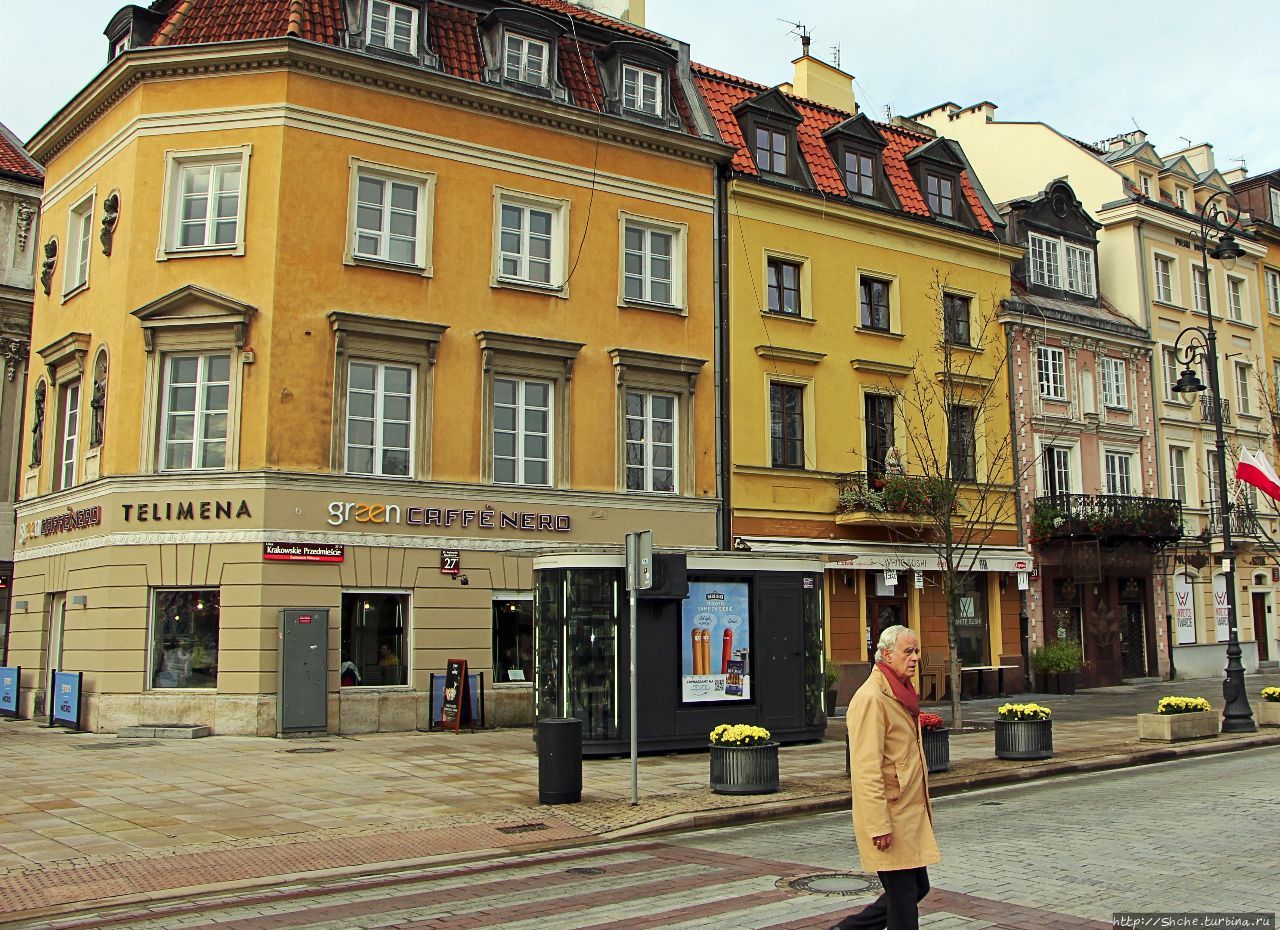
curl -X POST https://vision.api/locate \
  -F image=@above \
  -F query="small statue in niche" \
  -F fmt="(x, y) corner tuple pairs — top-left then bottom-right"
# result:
(30, 380), (46, 467)
(90, 377), (106, 447)
(100, 192), (120, 256)
(39, 240), (57, 296)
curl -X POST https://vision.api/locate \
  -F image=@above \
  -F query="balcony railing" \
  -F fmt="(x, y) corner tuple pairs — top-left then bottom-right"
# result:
(1208, 505), (1261, 538)
(836, 472), (955, 518)
(1200, 394), (1231, 425)
(1030, 493), (1183, 546)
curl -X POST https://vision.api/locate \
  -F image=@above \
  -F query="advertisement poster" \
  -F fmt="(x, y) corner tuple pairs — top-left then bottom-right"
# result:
(1213, 575), (1230, 644)
(1174, 574), (1197, 645)
(0, 667), (17, 717)
(680, 581), (750, 703)
(51, 671), (82, 729)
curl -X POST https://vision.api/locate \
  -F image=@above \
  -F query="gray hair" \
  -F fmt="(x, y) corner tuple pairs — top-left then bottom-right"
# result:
(875, 624), (914, 660)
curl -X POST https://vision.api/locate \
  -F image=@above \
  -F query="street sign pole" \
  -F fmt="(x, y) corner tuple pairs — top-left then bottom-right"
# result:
(624, 530), (653, 806)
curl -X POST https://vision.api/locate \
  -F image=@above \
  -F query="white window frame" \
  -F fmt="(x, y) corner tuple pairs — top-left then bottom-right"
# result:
(1169, 445), (1190, 505)
(345, 360), (416, 478)
(345, 158), (435, 274)
(503, 33), (549, 87)
(1036, 345), (1067, 400)
(1193, 266), (1209, 314)
(1038, 440), (1077, 496)
(1266, 269), (1280, 317)
(1103, 449), (1134, 496)
(619, 213), (685, 310)
(1273, 359), (1280, 409)
(1271, 188), (1280, 223)
(1235, 362), (1252, 416)
(63, 191), (94, 297)
(492, 188), (569, 294)
(1063, 243), (1096, 297)
(112, 33), (131, 58)
(1154, 254), (1174, 304)
(1140, 174), (1152, 197)
(492, 376), (554, 487)
(158, 145), (251, 258)
(1176, 187), (1187, 210)
(1227, 276), (1246, 322)
(621, 64), (662, 116)
(55, 380), (81, 491)
(1028, 232), (1061, 289)
(1162, 346), (1185, 402)
(624, 388), (678, 493)
(767, 377), (814, 470)
(1206, 451), (1221, 508)
(158, 352), (233, 472)
(366, 0), (418, 55)
(1101, 356), (1129, 409)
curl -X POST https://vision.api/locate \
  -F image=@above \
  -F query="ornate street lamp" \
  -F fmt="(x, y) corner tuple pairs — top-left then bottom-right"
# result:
(1169, 190), (1256, 733)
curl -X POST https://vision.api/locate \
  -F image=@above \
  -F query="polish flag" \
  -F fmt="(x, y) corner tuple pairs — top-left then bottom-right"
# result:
(1236, 448), (1280, 502)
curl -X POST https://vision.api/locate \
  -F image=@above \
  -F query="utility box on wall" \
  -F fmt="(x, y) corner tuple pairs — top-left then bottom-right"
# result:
(278, 608), (329, 736)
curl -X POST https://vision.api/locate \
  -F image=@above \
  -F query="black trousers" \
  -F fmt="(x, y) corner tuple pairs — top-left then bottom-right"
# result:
(831, 866), (930, 930)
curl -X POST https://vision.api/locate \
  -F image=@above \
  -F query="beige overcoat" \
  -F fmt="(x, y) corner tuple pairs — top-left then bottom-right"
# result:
(846, 666), (941, 872)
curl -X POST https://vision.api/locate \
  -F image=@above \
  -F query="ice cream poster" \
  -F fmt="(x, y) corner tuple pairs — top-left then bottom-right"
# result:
(680, 581), (750, 703)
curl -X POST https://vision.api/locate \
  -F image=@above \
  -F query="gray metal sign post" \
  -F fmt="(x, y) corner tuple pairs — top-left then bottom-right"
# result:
(624, 530), (653, 806)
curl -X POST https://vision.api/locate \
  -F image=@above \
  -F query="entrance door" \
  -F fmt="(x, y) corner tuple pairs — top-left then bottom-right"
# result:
(1252, 592), (1270, 662)
(46, 593), (66, 713)
(866, 598), (906, 658)
(1119, 578), (1147, 678)
(279, 608), (329, 735)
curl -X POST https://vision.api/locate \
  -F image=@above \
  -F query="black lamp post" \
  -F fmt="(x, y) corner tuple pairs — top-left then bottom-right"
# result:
(1170, 190), (1256, 733)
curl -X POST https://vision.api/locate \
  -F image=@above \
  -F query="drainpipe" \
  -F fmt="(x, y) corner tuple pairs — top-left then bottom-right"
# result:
(715, 166), (732, 551)
(1135, 217), (1170, 678)
(1004, 312), (1031, 665)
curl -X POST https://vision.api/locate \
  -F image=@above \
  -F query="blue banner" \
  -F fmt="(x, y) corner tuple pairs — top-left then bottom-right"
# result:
(0, 667), (18, 717)
(51, 671), (82, 729)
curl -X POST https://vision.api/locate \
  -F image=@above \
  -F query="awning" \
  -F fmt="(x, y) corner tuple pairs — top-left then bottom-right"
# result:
(732, 535), (1033, 574)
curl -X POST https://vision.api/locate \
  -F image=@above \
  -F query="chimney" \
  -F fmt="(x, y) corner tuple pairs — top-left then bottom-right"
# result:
(791, 53), (856, 114)
(1168, 142), (1215, 175)
(1222, 166), (1248, 184)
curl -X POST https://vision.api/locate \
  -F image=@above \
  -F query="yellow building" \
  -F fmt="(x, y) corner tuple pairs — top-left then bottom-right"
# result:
(11, 0), (727, 733)
(694, 55), (1027, 696)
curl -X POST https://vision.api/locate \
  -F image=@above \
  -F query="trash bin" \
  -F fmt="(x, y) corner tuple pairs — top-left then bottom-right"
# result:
(537, 717), (582, 804)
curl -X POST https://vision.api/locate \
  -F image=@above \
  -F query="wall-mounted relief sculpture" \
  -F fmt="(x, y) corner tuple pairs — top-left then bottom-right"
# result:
(39, 239), (57, 296)
(1, 337), (29, 383)
(90, 349), (108, 447)
(100, 192), (120, 256)
(15, 201), (37, 252)
(30, 379), (46, 466)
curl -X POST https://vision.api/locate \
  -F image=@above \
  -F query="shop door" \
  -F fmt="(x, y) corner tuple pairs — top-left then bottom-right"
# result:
(866, 598), (906, 658)
(1119, 578), (1147, 678)
(760, 589), (803, 730)
(1252, 592), (1270, 662)
(278, 609), (329, 735)
(46, 593), (66, 702)
(1083, 581), (1122, 688)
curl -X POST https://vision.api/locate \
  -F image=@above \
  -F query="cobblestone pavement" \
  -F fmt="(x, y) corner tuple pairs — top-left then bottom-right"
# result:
(21, 748), (1277, 930)
(0, 673), (1276, 926)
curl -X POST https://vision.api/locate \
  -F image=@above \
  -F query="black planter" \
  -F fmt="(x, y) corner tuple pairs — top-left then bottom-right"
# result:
(1055, 672), (1078, 695)
(709, 742), (780, 795)
(922, 727), (949, 773)
(825, 689), (839, 715)
(1034, 671), (1079, 695)
(994, 718), (1053, 760)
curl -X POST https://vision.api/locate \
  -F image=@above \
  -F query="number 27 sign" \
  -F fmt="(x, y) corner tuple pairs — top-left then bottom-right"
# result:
(440, 549), (460, 576)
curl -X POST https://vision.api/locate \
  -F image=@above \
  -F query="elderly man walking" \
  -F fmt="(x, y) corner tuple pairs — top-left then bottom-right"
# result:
(831, 624), (939, 930)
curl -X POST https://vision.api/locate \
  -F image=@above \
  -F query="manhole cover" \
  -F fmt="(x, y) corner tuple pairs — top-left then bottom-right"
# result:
(565, 867), (604, 876)
(497, 822), (550, 835)
(785, 873), (882, 897)
(282, 747), (337, 754)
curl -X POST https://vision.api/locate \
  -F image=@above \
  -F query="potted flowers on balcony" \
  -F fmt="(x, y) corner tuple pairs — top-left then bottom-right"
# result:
(1138, 696), (1218, 741)
(994, 702), (1053, 760)
(1259, 687), (1280, 727)
(920, 712), (949, 773)
(708, 724), (779, 795)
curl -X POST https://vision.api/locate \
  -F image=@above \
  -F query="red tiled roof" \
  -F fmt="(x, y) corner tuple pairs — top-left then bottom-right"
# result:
(515, 0), (664, 42)
(429, 1), (483, 81)
(149, 0), (344, 45)
(692, 63), (995, 233)
(0, 124), (43, 182)
(558, 37), (604, 112)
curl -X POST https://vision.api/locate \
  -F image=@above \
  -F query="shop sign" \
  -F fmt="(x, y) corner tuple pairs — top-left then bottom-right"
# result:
(51, 671), (83, 730)
(0, 667), (18, 717)
(1213, 576), (1230, 643)
(1174, 574), (1197, 645)
(263, 542), (344, 563)
(121, 500), (252, 522)
(326, 501), (571, 533)
(883, 569), (898, 588)
(441, 549), (461, 575)
(1017, 572), (1029, 591)
(914, 570), (924, 589)
(680, 582), (750, 703)
(16, 505), (103, 546)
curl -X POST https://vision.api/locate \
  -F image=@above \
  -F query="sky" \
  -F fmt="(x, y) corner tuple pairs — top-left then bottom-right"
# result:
(3, 0), (1278, 173)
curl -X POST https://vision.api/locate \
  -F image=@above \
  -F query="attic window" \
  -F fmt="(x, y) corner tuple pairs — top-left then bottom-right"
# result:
(504, 34), (549, 87)
(1140, 174), (1152, 197)
(844, 150), (875, 198)
(622, 65), (661, 116)
(1176, 188), (1187, 210)
(755, 128), (788, 175)
(368, 0), (417, 55)
(926, 173), (954, 217)
(112, 33), (130, 58)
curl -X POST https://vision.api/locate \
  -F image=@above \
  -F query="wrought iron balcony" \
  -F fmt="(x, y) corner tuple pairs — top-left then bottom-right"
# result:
(1030, 493), (1183, 546)
(1207, 504), (1261, 538)
(1200, 394), (1230, 425)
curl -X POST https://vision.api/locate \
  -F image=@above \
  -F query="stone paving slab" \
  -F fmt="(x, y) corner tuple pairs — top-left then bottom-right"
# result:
(0, 673), (1275, 926)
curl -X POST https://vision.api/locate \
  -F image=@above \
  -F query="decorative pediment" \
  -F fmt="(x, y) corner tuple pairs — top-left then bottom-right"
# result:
(37, 331), (92, 380)
(1160, 155), (1199, 182)
(904, 137), (966, 172)
(822, 113), (887, 150)
(1127, 142), (1164, 169)
(131, 285), (257, 352)
(476, 330), (583, 380)
(1196, 169), (1230, 192)
(608, 347), (706, 393)
(732, 87), (804, 127)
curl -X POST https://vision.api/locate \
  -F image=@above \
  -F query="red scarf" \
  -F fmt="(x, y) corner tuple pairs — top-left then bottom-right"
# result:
(876, 662), (920, 722)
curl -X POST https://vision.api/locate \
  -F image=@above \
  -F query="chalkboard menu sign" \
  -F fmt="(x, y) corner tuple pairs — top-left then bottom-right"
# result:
(440, 658), (471, 732)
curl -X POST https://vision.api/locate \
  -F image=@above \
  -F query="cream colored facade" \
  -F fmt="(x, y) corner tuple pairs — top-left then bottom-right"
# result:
(11, 8), (724, 734)
(917, 104), (1274, 677)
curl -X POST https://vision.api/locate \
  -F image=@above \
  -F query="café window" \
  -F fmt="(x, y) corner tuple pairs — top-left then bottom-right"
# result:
(341, 592), (408, 687)
(493, 597), (533, 683)
(151, 589), (220, 689)
(953, 576), (987, 666)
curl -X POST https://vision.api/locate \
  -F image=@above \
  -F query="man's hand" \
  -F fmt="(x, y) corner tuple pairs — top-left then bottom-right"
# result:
(873, 833), (892, 851)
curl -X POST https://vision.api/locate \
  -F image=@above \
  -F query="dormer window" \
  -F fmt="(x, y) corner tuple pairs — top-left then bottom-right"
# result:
(112, 33), (130, 58)
(622, 65), (662, 116)
(1176, 187), (1187, 210)
(1140, 174), (1152, 197)
(367, 0), (417, 55)
(1270, 188), (1280, 223)
(926, 173), (954, 217)
(845, 151), (875, 197)
(1028, 232), (1096, 298)
(504, 34), (549, 87)
(755, 128), (788, 175)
